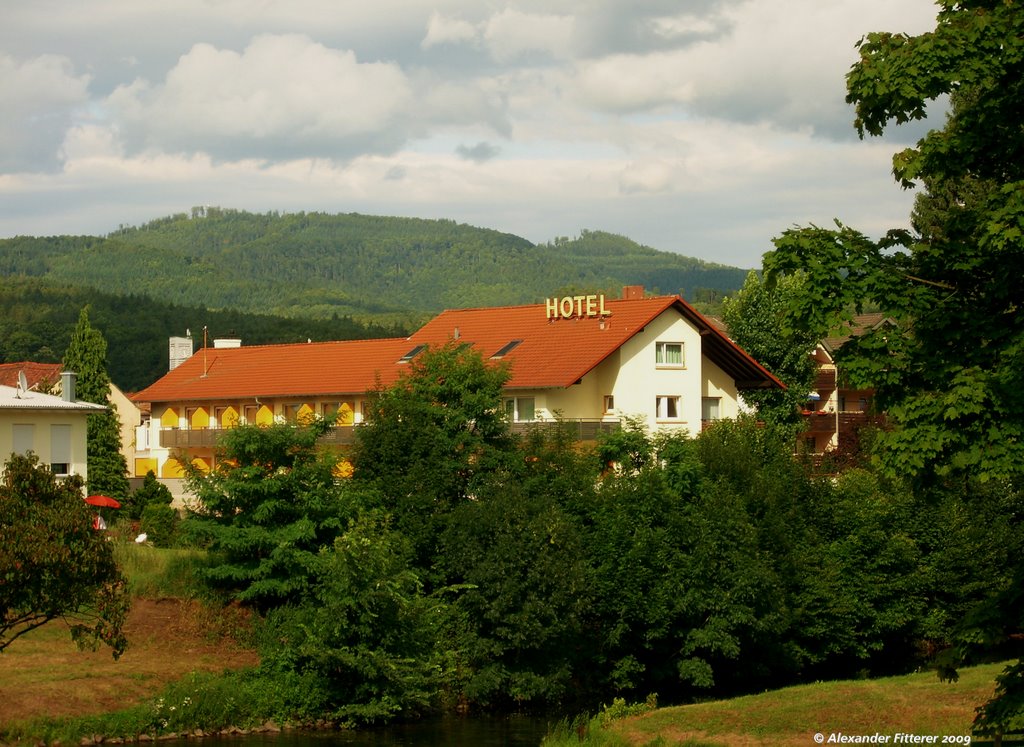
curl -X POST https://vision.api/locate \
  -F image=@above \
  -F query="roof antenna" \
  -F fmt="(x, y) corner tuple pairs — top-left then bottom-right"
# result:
(202, 326), (209, 378)
(15, 370), (28, 398)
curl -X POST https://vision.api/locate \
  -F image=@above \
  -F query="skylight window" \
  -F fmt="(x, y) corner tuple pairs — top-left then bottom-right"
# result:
(398, 344), (427, 363)
(491, 339), (523, 359)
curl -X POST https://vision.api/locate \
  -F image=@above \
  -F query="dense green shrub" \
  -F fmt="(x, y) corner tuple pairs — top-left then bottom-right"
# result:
(183, 420), (370, 608)
(140, 504), (180, 548)
(126, 470), (173, 521)
(257, 512), (442, 726)
(436, 480), (591, 708)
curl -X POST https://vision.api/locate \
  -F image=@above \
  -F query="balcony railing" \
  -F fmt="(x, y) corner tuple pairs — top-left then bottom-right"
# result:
(814, 369), (837, 391)
(158, 418), (621, 449)
(509, 419), (621, 440)
(160, 426), (357, 448)
(799, 411), (884, 436)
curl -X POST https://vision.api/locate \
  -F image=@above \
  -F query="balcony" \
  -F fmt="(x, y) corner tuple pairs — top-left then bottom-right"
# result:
(814, 369), (837, 391)
(160, 426), (357, 448)
(157, 418), (621, 449)
(509, 419), (621, 441)
(799, 411), (885, 438)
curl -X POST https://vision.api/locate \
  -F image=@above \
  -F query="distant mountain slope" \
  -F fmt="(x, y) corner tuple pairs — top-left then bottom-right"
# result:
(0, 209), (749, 320)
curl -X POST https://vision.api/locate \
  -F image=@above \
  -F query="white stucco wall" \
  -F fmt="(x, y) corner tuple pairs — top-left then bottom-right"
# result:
(605, 309), (704, 434)
(516, 310), (742, 436)
(702, 355), (741, 420)
(0, 410), (91, 485)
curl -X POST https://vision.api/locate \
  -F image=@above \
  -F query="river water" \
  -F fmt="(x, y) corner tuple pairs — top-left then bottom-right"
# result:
(159, 716), (552, 747)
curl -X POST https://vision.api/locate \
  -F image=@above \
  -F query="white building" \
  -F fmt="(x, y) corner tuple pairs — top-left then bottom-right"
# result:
(0, 371), (106, 487)
(131, 287), (783, 482)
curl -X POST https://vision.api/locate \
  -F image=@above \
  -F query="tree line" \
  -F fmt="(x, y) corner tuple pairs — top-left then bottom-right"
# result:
(155, 345), (1024, 724)
(0, 278), (405, 392)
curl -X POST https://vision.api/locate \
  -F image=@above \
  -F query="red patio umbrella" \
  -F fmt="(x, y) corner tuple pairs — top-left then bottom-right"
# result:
(85, 494), (121, 509)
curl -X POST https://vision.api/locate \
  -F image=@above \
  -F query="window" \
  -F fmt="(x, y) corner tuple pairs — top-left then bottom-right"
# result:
(491, 340), (523, 359)
(504, 397), (536, 422)
(50, 424), (71, 476)
(655, 341), (684, 367)
(398, 344), (426, 363)
(214, 406), (239, 428)
(12, 424), (35, 455)
(603, 395), (615, 413)
(656, 395), (681, 420)
(283, 403), (314, 423)
(242, 404), (259, 425)
(323, 400), (355, 426)
(186, 407), (209, 429)
(701, 397), (721, 422)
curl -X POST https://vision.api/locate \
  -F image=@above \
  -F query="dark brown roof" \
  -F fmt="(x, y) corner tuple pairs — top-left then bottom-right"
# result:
(822, 313), (892, 353)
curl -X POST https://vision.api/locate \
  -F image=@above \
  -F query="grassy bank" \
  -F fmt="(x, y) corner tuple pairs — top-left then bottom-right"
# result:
(0, 540), (262, 746)
(543, 663), (1003, 747)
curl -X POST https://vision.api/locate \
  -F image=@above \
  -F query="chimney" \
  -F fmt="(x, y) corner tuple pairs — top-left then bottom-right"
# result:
(61, 371), (77, 402)
(621, 285), (645, 300)
(169, 335), (194, 371)
(214, 337), (242, 349)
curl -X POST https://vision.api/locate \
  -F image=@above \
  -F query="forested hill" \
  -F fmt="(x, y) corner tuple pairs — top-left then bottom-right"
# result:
(0, 208), (749, 321)
(0, 278), (403, 392)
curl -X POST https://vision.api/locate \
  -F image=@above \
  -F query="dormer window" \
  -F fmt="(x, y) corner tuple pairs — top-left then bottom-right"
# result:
(398, 344), (426, 363)
(491, 339), (523, 359)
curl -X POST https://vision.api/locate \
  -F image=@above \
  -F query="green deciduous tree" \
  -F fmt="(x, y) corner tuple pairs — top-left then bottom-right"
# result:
(436, 476), (591, 708)
(721, 271), (819, 429)
(351, 343), (516, 568)
(764, 1), (1024, 482)
(258, 512), (441, 726)
(0, 453), (128, 656)
(62, 306), (130, 499)
(763, 0), (1024, 729)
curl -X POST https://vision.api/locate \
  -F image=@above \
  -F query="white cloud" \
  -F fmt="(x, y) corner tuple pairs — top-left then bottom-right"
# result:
(573, 51), (696, 113)
(571, 0), (939, 136)
(0, 0), (943, 269)
(456, 142), (501, 162)
(619, 160), (677, 194)
(483, 9), (576, 62)
(649, 13), (724, 40)
(0, 54), (91, 172)
(106, 34), (415, 160)
(59, 124), (123, 162)
(422, 11), (479, 49)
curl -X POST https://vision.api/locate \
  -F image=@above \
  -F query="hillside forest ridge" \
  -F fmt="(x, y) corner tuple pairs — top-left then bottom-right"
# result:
(0, 208), (749, 391)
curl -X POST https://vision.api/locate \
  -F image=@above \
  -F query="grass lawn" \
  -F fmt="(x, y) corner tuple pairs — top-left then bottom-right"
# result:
(551, 663), (1003, 747)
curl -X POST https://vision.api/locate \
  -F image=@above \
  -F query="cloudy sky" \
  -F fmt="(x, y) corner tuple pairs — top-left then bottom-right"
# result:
(1, 0), (943, 269)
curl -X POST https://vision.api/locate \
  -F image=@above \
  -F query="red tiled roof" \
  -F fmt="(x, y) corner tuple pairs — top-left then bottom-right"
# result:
(408, 296), (780, 389)
(132, 296), (782, 404)
(0, 362), (62, 389)
(133, 337), (412, 403)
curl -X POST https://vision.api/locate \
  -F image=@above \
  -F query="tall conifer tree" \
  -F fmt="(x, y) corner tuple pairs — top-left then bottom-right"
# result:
(63, 307), (130, 499)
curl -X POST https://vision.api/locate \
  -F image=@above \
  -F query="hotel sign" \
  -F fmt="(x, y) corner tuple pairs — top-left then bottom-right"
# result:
(545, 294), (610, 320)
